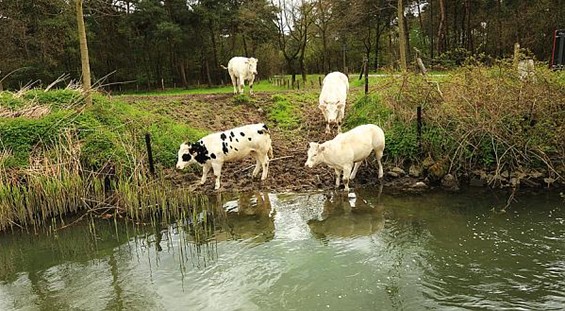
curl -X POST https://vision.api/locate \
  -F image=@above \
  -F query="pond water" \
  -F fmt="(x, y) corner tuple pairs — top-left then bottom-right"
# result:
(0, 187), (564, 310)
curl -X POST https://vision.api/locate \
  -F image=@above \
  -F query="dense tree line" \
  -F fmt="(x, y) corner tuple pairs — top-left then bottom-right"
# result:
(1, 0), (563, 90)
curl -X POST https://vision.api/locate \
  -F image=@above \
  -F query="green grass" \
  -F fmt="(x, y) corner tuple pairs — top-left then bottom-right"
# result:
(116, 80), (288, 96)
(266, 94), (301, 130)
(0, 90), (208, 171)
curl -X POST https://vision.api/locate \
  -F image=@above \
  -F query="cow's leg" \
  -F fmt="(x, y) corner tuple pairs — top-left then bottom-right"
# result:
(337, 111), (344, 133)
(200, 162), (211, 185)
(259, 153), (269, 181)
(238, 75), (245, 94)
(249, 76), (255, 96)
(251, 154), (262, 178)
(334, 168), (341, 188)
(375, 148), (384, 179)
(211, 162), (223, 190)
(350, 161), (362, 179)
(231, 76), (238, 94)
(342, 164), (353, 191)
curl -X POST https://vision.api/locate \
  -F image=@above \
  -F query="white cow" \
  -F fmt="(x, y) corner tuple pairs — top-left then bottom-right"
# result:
(222, 57), (258, 95)
(319, 71), (349, 133)
(305, 124), (385, 191)
(518, 59), (535, 81)
(176, 123), (273, 190)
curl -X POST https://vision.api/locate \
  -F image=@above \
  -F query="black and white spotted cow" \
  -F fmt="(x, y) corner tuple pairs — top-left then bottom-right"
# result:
(176, 123), (273, 190)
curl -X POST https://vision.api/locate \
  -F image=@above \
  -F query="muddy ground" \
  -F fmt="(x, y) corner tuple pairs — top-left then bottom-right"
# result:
(124, 92), (421, 194)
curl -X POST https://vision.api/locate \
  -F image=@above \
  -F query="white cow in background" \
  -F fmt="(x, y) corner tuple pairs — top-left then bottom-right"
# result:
(319, 71), (349, 133)
(222, 57), (258, 95)
(305, 124), (385, 192)
(176, 123), (273, 190)
(518, 59), (535, 81)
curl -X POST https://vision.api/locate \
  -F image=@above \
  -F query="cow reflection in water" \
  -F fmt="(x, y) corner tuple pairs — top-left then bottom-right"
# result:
(308, 188), (385, 240)
(214, 191), (275, 243)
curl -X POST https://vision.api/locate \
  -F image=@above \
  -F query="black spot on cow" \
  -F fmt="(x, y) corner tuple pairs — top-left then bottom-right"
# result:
(230, 131), (235, 137)
(210, 153), (216, 159)
(257, 130), (264, 135)
(222, 142), (228, 154)
(194, 153), (210, 164)
(236, 138), (239, 142)
(220, 133), (227, 140)
(234, 148), (238, 151)
(240, 132), (245, 136)
(229, 136), (233, 142)
(182, 154), (192, 162)
(262, 124), (269, 130)
(189, 142), (210, 164)
(248, 137), (252, 141)
(230, 145), (233, 149)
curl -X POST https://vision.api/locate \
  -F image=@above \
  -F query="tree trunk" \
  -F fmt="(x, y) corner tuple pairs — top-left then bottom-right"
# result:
(397, 0), (407, 71)
(179, 59), (188, 89)
(243, 36), (249, 57)
(417, 0), (426, 48)
(208, 21), (219, 83)
(436, 0), (446, 55)
(429, 0), (434, 59)
(464, 0), (473, 52)
(205, 58), (212, 87)
(403, 8), (411, 62)
(76, 0), (92, 105)
(497, 0), (503, 58)
(374, 24), (382, 71)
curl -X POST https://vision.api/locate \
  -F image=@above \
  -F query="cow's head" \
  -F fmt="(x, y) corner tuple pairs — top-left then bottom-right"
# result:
(320, 100), (344, 125)
(176, 142), (196, 170)
(247, 57), (258, 77)
(305, 142), (325, 168)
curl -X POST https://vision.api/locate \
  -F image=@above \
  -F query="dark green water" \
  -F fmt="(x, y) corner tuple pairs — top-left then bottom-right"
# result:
(0, 188), (564, 310)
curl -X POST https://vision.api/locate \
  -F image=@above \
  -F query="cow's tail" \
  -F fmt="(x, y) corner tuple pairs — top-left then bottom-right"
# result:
(262, 124), (274, 159)
(220, 65), (228, 70)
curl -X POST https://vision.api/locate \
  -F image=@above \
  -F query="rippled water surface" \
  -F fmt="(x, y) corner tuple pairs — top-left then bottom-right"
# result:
(0, 188), (564, 310)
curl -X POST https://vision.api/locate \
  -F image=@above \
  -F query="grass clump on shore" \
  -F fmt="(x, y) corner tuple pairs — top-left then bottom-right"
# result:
(0, 89), (209, 232)
(345, 64), (565, 182)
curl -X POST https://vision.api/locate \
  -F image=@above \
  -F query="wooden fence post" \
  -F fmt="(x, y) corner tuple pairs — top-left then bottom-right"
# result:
(145, 133), (155, 176)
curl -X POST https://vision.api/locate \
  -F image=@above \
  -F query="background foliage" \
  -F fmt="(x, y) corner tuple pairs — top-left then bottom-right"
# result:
(1, 0), (563, 90)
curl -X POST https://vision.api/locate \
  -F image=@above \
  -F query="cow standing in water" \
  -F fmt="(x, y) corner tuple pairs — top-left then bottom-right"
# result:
(305, 124), (385, 192)
(318, 71), (349, 134)
(176, 123), (273, 190)
(222, 57), (258, 95)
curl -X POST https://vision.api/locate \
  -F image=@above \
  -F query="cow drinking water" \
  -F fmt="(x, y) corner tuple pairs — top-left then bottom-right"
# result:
(176, 123), (273, 190)
(222, 57), (258, 95)
(305, 124), (385, 192)
(318, 71), (349, 133)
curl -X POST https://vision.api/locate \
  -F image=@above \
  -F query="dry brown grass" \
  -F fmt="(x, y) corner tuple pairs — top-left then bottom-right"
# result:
(0, 104), (51, 118)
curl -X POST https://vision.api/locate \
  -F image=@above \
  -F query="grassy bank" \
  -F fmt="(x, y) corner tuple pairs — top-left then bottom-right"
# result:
(346, 64), (565, 186)
(0, 89), (210, 232)
(1, 64), (564, 231)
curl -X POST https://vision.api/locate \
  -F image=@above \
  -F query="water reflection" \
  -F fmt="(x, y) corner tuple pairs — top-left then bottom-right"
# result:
(214, 191), (275, 243)
(0, 189), (564, 310)
(308, 189), (385, 240)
